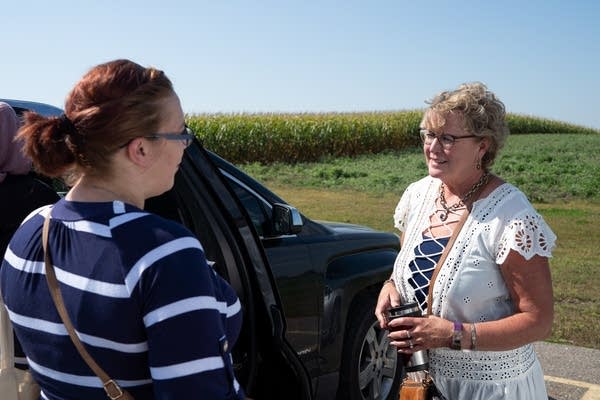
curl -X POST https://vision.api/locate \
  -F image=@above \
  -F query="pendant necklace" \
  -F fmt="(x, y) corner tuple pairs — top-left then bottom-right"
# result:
(438, 173), (490, 222)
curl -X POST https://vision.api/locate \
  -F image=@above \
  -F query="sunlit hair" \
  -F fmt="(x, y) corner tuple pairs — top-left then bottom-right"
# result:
(422, 82), (509, 170)
(17, 59), (174, 181)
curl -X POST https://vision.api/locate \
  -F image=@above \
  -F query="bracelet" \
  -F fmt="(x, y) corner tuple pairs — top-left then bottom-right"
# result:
(470, 323), (477, 350)
(382, 278), (395, 288)
(450, 321), (463, 350)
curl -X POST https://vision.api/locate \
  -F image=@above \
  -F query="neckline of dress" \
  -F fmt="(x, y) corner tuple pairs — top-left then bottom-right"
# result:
(434, 178), (510, 210)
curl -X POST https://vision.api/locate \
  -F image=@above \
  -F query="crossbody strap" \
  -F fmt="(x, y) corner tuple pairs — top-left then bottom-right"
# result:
(42, 213), (134, 400)
(426, 206), (470, 316)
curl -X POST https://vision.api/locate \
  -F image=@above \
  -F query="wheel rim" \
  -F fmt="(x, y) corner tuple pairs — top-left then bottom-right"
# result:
(357, 321), (398, 399)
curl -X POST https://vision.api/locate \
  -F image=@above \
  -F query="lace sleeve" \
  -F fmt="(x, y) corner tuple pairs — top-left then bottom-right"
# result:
(495, 212), (557, 264)
(393, 184), (414, 232)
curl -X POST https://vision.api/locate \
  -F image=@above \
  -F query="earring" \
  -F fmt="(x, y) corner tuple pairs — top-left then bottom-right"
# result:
(476, 159), (481, 170)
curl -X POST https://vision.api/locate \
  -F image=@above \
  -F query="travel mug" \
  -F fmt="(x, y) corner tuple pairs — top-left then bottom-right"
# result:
(387, 302), (429, 372)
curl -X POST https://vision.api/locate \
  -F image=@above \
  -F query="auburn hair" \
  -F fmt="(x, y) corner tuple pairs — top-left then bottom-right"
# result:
(18, 59), (174, 179)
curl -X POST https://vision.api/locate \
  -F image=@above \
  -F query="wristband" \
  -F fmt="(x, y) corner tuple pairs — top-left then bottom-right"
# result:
(451, 321), (463, 350)
(470, 323), (477, 350)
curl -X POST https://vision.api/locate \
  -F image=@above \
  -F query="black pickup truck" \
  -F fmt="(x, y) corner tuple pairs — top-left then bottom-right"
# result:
(3, 98), (403, 400)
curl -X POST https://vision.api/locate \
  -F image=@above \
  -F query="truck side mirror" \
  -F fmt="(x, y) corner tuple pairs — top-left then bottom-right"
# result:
(272, 203), (303, 235)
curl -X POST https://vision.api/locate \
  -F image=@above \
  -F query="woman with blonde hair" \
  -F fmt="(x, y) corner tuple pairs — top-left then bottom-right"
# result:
(375, 82), (555, 399)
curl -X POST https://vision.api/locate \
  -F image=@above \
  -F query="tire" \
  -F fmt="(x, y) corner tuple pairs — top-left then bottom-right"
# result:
(337, 295), (403, 400)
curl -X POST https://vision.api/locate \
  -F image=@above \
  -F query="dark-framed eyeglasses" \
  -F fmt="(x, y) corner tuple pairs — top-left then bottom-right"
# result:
(419, 129), (479, 149)
(119, 125), (196, 149)
(145, 125), (195, 148)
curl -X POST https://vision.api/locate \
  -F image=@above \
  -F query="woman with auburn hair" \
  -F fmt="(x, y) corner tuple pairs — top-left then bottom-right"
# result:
(375, 82), (555, 399)
(1, 59), (246, 399)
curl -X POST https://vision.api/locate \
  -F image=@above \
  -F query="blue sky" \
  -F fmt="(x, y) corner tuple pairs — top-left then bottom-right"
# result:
(3, 1), (599, 129)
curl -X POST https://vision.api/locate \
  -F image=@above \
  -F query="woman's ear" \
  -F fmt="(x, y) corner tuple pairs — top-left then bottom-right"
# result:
(479, 136), (490, 154)
(125, 138), (152, 168)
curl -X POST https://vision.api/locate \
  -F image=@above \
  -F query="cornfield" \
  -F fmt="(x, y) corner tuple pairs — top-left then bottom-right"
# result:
(186, 110), (598, 164)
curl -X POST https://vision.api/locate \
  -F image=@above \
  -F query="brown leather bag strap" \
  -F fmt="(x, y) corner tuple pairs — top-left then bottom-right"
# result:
(42, 212), (135, 400)
(426, 207), (470, 316)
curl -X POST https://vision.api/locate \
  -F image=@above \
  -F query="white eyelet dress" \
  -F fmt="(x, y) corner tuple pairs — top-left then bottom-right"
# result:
(392, 176), (557, 400)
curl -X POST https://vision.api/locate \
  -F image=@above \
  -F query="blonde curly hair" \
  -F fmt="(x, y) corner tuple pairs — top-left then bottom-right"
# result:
(423, 82), (510, 170)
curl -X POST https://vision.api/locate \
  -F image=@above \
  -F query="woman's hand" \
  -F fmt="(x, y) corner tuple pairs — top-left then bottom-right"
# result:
(387, 315), (453, 353)
(374, 280), (401, 329)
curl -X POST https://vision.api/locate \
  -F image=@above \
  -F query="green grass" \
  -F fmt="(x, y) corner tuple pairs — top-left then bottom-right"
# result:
(242, 134), (600, 203)
(239, 133), (600, 349)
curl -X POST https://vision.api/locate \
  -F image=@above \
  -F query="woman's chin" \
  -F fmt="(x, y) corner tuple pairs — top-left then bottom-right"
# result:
(427, 167), (445, 179)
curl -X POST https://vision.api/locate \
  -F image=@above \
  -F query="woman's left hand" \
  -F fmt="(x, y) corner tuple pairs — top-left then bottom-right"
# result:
(387, 315), (452, 352)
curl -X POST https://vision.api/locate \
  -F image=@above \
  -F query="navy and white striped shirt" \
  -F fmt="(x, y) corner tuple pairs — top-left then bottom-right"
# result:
(0, 199), (244, 399)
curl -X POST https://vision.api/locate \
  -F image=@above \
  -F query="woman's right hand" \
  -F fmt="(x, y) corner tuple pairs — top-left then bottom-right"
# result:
(374, 280), (401, 329)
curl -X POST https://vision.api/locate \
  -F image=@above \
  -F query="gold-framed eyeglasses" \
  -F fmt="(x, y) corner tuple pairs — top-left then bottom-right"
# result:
(419, 129), (479, 149)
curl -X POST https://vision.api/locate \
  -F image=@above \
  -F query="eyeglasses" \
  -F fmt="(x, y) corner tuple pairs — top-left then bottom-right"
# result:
(419, 129), (479, 149)
(145, 125), (195, 148)
(119, 125), (196, 149)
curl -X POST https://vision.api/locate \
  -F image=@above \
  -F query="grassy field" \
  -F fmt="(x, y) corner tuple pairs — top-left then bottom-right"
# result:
(240, 133), (600, 349)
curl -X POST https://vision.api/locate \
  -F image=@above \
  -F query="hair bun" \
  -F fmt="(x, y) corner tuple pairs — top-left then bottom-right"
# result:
(58, 114), (78, 135)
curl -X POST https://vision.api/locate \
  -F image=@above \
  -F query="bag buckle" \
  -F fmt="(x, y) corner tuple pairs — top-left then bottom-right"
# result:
(103, 379), (124, 399)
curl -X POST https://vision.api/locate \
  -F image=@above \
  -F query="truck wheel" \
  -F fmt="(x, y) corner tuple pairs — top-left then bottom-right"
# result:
(337, 296), (402, 400)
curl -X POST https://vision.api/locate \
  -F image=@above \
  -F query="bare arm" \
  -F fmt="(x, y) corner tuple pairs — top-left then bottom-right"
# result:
(374, 233), (404, 328)
(470, 251), (554, 350)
